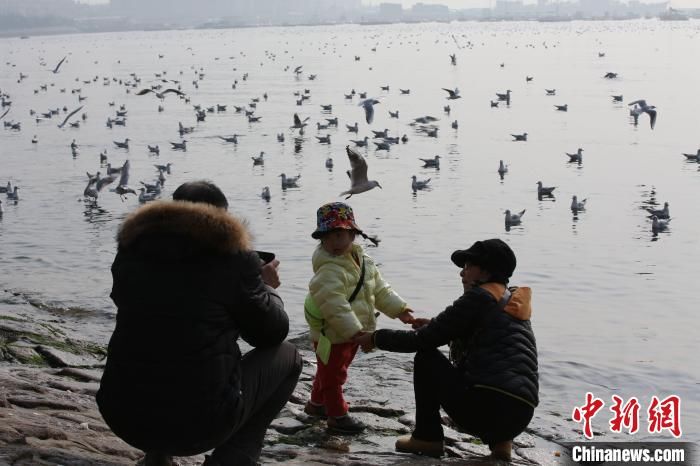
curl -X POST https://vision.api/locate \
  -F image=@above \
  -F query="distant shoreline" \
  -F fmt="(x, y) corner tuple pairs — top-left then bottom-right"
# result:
(0, 17), (694, 40)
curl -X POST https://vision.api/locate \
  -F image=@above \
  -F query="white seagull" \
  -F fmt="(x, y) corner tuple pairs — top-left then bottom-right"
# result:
(411, 175), (431, 191)
(646, 202), (669, 219)
(571, 195), (587, 212)
(359, 98), (380, 124)
(340, 146), (382, 199)
(628, 99), (657, 129)
(505, 209), (525, 225)
(651, 215), (670, 233)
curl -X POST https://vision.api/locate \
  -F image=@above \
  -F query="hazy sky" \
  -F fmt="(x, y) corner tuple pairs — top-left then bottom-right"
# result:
(366, 0), (697, 6)
(75, 0), (698, 8)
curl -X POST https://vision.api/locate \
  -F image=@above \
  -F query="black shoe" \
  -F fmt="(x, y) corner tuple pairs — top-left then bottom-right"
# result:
(304, 401), (326, 417)
(327, 414), (365, 435)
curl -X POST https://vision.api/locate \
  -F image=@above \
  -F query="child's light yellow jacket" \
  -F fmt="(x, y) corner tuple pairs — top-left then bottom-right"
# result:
(307, 243), (406, 344)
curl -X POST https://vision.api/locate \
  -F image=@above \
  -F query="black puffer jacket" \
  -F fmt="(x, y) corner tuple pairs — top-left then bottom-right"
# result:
(96, 201), (288, 451)
(374, 283), (538, 408)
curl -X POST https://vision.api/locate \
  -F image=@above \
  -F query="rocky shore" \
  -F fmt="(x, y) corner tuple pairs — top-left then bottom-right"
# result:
(0, 307), (570, 465)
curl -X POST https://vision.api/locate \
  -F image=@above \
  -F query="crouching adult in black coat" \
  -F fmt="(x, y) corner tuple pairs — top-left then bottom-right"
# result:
(97, 181), (302, 466)
(355, 238), (538, 461)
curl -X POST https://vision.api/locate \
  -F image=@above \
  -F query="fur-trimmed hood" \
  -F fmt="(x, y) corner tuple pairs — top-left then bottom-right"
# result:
(117, 201), (252, 254)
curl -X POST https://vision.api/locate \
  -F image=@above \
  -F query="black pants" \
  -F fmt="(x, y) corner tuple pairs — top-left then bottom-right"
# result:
(412, 347), (533, 444)
(203, 341), (302, 465)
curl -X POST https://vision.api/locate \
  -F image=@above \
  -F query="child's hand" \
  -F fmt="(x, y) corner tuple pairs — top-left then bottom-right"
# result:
(397, 308), (415, 325)
(411, 317), (431, 329)
(352, 331), (375, 353)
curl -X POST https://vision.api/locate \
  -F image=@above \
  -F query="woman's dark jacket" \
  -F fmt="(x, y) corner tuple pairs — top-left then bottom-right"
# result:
(96, 201), (288, 451)
(374, 283), (538, 408)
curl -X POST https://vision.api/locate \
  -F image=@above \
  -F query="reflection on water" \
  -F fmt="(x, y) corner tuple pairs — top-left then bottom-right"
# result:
(1, 21), (699, 442)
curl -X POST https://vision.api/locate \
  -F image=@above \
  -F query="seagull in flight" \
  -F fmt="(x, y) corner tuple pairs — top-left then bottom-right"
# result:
(291, 113), (310, 130)
(628, 99), (657, 129)
(52, 56), (67, 74)
(442, 88), (461, 100)
(359, 98), (380, 124)
(340, 145), (382, 199)
(136, 88), (184, 100)
(57, 105), (83, 129)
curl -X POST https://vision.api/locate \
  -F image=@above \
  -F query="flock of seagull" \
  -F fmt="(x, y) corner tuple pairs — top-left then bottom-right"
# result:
(0, 29), (694, 237)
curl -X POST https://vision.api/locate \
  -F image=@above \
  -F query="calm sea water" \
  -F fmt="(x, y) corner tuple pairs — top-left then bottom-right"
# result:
(1, 20), (698, 445)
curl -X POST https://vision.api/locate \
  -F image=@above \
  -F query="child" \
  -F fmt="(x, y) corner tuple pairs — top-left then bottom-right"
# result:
(304, 202), (414, 434)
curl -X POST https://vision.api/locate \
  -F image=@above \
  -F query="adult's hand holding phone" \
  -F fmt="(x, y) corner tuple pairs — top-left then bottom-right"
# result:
(261, 259), (281, 289)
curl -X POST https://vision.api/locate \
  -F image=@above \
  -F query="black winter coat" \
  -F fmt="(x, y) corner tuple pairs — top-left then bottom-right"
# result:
(96, 201), (289, 452)
(374, 284), (538, 408)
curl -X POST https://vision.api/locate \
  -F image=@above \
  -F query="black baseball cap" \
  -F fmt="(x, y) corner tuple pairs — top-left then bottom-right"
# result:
(451, 239), (516, 283)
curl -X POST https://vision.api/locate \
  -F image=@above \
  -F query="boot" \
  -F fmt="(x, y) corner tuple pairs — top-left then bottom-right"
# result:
(304, 400), (326, 417)
(395, 434), (444, 458)
(327, 414), (365, 435)
(489, 440), (512, 461)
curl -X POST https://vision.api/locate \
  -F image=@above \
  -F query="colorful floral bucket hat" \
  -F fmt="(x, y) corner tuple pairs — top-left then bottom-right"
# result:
(311, 202), (363, 239)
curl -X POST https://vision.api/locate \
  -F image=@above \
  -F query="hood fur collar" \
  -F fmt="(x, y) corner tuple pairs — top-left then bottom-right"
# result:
(117, 201), (252, 253)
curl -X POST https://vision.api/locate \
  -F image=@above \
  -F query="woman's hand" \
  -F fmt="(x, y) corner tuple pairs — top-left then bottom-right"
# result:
(397, 308), (415, 325)
(411, 317), (431, 329)
(353, 331), (375, 353)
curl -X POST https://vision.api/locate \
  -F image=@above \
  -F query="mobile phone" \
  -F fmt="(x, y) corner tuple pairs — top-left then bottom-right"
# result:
(256, 251), (275, 265)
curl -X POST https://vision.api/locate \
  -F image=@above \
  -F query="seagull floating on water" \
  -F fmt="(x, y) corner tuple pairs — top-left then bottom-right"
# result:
(170, 140), (187, 151)
(571, 195), (587, 212)
(114, 139), (130, 150)
(419, 155), (440, 168)
(537, 181), (556, 197)
(279, 173), (301, 189)
(350, 136), (369, 147)
(496, 89), (511, 103)
(555, 104), (568, 112)
(261, 186), (271, 202)
(646, 202), (669, 219)
(411, 175), (431, 192)
(682, 149), (700, 161)
(6, 186), (19, 201)
(511, 133), (527, 142)
(651, 215), (670, 234)
(498, 160), (508, 177)
(340, 146), (382, 199)
(505, 209), (525, 225)
(154, 163), (172, 174)
(566, 148), (583, 163)
(138, 187), (159, 203)
(252, 151), (264, 165)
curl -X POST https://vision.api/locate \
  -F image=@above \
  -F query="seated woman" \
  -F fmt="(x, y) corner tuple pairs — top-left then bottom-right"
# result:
(355, 238), (538, 461)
